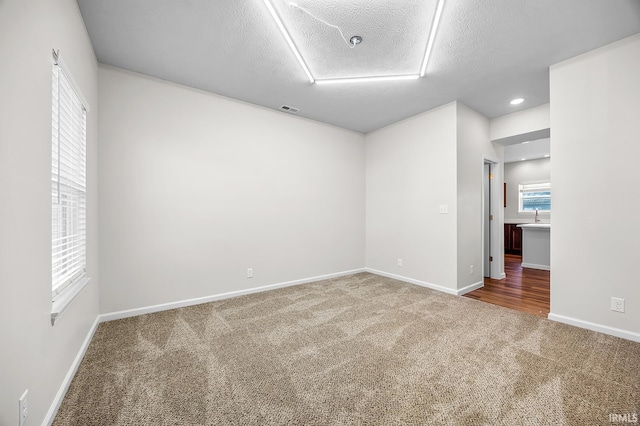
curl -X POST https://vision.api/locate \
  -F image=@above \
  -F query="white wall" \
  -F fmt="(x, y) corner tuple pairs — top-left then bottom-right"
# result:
(504, 158), (551, 223)
(490, 103), (550, 145)
(365, 103), (458, 291)
(365, 102), (500, 292)
(550, 34), (640, 338)
(456, 103), (502, 287)
(0, 0), (99, 424)
(98, 66), (365, 314)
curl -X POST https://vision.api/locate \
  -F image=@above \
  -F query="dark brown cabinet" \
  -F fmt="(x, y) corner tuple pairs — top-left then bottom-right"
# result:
(504, 224), (522, 255)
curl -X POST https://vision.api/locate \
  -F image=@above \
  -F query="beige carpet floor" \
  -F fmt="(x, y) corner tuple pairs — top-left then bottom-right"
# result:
(54, 273), (639, 425)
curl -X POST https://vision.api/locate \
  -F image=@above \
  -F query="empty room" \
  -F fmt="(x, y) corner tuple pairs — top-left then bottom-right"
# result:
(1, 0), (640, 425)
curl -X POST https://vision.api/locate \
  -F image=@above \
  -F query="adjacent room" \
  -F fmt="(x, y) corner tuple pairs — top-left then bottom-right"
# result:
(1, 0), (639, 425)
(465, 138), (552, 317)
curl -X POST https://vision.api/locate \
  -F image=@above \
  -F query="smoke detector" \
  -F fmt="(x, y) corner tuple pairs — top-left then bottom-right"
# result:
(280, 105), (299, 113)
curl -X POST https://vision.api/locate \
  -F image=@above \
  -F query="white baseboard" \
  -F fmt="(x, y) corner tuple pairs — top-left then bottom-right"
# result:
(548, 313), (640, 343)
(521, 262), (550, 271)
(43, 316), (100, 426)
(457, 280), (484, 295)
(99, 268), (366, 323)
(364, 268), (458, 295)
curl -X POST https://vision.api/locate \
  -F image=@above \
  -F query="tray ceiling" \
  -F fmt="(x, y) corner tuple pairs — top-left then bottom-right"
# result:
(271, 0), (437, 79)
(77, 0), (640, 133)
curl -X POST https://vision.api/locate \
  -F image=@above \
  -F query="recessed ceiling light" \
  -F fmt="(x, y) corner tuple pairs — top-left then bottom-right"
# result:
(520, 158), (527, 161)
(510, 98), (525, 105)
(521, 141), (529, 144)
(349, 36), (362, 46)
(544, 154), (550, 157)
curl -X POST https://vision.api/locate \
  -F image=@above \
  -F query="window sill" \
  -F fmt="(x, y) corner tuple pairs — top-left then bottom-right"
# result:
(51, 277), (91, 326)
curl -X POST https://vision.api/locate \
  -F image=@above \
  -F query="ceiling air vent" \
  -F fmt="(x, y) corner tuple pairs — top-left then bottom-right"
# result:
(280, 105), (299, 113)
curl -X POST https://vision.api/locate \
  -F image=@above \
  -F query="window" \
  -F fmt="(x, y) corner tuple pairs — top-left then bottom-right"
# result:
(518, 182), (551, 212)
(51, 55), (88, 304)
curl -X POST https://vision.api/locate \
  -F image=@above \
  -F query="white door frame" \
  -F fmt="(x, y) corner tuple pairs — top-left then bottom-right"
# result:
(482, 155), (505, 280)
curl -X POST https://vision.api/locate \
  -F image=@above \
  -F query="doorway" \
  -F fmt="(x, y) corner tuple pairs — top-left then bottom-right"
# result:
(481, 157), (501, 280)
(483, 162), (492, 278)
(466, 138), (551, 318)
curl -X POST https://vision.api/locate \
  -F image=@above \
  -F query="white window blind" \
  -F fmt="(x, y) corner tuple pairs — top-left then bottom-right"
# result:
(52, 63), (87, 297)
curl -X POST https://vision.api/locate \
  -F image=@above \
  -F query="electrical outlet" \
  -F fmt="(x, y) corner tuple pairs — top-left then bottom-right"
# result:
(19, 390), (28, 426)
(469, 265), (474, 275)
(247, 268), (253, 278)
(439, 204), (448, 214)
(611, 297), (625, 313)
(397, 258), (402, 267)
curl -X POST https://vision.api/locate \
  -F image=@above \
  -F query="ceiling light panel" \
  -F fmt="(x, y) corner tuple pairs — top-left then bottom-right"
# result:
(315, 74), (420, 85)
(267, 0), (440, 81)
(263, 0), (315, 82)
(420, 0), (445, 77)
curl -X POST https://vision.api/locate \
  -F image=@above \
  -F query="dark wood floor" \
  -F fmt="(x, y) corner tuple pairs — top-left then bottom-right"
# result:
(463, 254), (550, 318)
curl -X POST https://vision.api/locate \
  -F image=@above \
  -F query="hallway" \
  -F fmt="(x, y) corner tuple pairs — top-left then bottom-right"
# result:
(464, 254), (550, 318)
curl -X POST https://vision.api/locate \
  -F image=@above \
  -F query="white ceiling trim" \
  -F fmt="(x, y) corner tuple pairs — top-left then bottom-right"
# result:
(263, 0), (445, 84)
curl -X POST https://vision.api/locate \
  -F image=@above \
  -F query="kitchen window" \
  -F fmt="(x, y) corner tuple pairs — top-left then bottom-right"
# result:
(518, 182), (551, 212)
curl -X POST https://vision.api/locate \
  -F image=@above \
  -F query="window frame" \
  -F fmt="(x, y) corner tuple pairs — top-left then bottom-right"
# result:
(50, 50), (91, 325)
(518, 181), (551, 213)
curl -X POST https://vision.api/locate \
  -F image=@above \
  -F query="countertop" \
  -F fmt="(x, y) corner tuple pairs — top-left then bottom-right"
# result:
(504, 219), (550, 225)
(518, 223), (551, 230)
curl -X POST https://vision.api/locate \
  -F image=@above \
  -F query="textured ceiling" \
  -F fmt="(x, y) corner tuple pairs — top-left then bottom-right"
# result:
(77, 0), (640, 133)
(273, 0), (436, 79)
